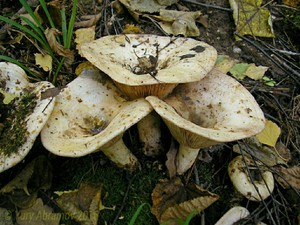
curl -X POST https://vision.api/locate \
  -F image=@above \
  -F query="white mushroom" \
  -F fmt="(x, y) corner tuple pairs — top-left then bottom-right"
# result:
(81, 34), (217, 99)
(228, 155), (274, 201)
(146, 69), (265, 174)
(0, 62), (55, 172)
(215, 206), (250, 225)
(41, 67), (153, 170)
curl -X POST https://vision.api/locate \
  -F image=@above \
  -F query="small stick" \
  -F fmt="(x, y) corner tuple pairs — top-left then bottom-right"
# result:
(181, 0), (233, 12)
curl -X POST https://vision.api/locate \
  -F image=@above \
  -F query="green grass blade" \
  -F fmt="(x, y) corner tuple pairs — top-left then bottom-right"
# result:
(60, 9), (67, 48)
(181, 212), (196, 225)
(52, 57), (65, 84)
(19, 0), (44, 32)
(66, 0), (78, 49)
(18, 16), (50, 49)
(38, 0), (56, 29)
(128, 203), (149, 225)
(0, 55), (40, 79)
(0, 15), (49, 51)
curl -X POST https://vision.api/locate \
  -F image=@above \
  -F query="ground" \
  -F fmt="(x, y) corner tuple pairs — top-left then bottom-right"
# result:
(0, 0), (300, 225)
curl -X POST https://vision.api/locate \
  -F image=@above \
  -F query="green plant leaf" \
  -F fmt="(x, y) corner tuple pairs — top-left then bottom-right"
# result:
(128, 203), (150, 225)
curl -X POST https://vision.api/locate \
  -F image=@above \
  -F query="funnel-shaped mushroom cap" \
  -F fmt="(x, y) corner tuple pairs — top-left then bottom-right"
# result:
(0, 62), (55, 172)
(146, 69), (265, 174)
(41, 68), (153, 170)
(81, 34), (217, 99)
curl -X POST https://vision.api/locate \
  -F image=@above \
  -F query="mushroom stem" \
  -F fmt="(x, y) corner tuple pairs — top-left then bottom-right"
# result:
(101, 139), (139, 171)
(137, 113), (163, 157)
(176, 145), (200, 175)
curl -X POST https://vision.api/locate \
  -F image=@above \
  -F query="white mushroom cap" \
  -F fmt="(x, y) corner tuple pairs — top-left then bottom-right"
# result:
(81, 34), (217, 98)
(0, 62), (55, 172)
(146, 69), (265, 174)
(214, 206), (250, 225)
(41, 68), (153, 170)
(228, 155), (274, 201)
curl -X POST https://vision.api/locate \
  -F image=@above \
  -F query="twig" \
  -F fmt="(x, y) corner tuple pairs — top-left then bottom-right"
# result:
(111, 172), (136, 225)
(181, 0), (232, 12)
(234, 32), (300, 85)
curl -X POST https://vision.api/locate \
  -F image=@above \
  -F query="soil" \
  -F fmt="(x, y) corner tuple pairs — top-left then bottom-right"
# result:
(0, 0), (299, 225)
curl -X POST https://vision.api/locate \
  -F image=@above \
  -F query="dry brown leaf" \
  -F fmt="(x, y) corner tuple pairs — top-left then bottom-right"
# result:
(16, 198), (61, 225)
(276, 166), (300, 189)
(233, 137), (287, 167)
(56, 182), (115, 224)
(36, 0), (62, 27)
(151, 177), (219, 224)
(0, 156), (52, 208)
(119, 0), (167, 14)
(44, 28), (74, 66)
(156, 9), (201, 37)
(156, 0), (179, 6)
(74, 13), (102, 28)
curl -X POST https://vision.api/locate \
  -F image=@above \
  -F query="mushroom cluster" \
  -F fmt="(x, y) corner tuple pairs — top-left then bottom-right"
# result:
(1, 34), (266, 177)
(79, 34), (265, 174)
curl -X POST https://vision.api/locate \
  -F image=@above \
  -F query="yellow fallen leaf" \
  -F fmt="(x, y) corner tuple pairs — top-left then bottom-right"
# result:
(0, 89), (18, 104)
(75, 62), (95, 76)
(215, 55), (269, 81)
(256, 119), (281, 147)
(244, 63), (269, 80)
(215, 55), (239, 74)
(75, 26), (95, 57)
(282, 0), (300, 7)
(229, 0), (275, 38)
(34, 53), (52, 71)
(122, 24), (142, 34)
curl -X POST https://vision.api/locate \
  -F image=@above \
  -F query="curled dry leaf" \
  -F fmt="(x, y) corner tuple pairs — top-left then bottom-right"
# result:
(151, 177), (219, 224)
(44, 28), (74, 66)
(276, 166), (300, 189)
(156, 9), (202, 37)
(74, 13), (102, 28)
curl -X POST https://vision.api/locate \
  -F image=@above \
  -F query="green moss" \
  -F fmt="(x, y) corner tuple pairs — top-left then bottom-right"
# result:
(0, 90), (37, 156)
(51, 155), (164, 225)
